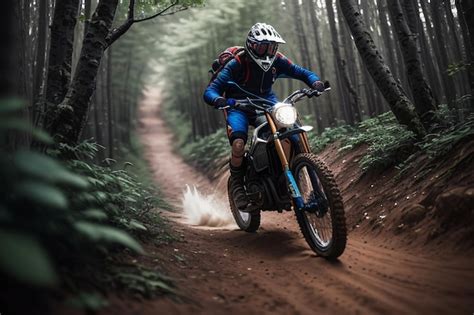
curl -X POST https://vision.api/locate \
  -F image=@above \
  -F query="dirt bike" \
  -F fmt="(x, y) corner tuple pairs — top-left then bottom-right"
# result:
(221, 81), (347, 259)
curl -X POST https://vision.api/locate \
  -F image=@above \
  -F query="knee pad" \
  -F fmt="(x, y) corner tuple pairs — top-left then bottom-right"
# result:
(232, 138), (245, 158)
(228, 131), (248, 146)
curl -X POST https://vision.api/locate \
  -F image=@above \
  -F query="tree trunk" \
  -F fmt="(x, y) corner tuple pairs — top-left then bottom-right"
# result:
(407, 0), (442, 104)
(106, 47), (114, 158)
(429, 0), (457, 107)
(338, 0), (425, 137)
(121, 49), (132, 145)
(337, 2), (362, 121)
(458, 0), (474, 107)
(326, 0), (358, 125)
(307, 0), (336, 128)
(49, 0), (119, 144)
(33, 0), (48, 105)
(44, 0), (80, 109)
(1, 0), (17, 97)
(290, 0), (312, 69)
(389, 0), (437, 128)
(456, 0), (473, 63)
(444, 1), (464, 69)
(376, 0), (399, 80)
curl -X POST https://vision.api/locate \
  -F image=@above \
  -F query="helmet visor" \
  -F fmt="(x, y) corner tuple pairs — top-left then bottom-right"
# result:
(249, 41), (278, 58)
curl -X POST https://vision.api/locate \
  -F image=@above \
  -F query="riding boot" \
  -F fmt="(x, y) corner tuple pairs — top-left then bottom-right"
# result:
(229, 162), (249, 210)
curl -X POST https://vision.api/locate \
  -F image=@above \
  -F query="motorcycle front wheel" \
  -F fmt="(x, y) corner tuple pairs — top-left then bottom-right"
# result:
(292, 153), (347, 259)
(227, 177), (261, 232)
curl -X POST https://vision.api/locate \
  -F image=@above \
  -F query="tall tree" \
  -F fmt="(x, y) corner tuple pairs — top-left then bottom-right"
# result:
(49, 0), (119, 143)
(337, 2), (362, 121)
(389, 0), (437, 128)
(306, 0), (336, 128)
(457, 0), (474, 107)
(290, 0), (312, 69)
(429, 0), (457, 107)
(1, 0), (16, 97)
(408, 0), (442, 104)
(338, 0), (425, 137)
(326, 0), (359, 125)
(49, 0), (190, 144)
(44, 0), (81, 113)
(33, 0), (49, 105)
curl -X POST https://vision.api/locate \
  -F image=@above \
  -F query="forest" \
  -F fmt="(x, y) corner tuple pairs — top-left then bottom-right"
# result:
(1, 0), (474, 314)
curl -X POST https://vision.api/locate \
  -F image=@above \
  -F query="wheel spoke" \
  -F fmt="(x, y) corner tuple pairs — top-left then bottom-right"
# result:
(296, 164), (333, 248)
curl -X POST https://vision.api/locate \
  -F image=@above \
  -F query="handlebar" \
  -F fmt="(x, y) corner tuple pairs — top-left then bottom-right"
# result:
(284, 86), (331, 104)
(217, 81), (331, 111)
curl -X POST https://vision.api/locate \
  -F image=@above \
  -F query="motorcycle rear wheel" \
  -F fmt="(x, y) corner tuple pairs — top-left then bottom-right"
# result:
(227, 177), (261, 232)
(292, 153), (347, 259)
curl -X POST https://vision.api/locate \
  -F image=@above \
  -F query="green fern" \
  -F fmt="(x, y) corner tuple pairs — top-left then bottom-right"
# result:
(0, 99), (173, 309)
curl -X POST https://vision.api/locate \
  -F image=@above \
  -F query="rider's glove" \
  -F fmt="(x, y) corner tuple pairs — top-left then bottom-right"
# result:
(214, 97), (236, 109)
(312, 80), (325, 93)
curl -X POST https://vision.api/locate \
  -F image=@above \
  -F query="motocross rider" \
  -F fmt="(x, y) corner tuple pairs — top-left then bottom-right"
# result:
(203, 23), (325, 211)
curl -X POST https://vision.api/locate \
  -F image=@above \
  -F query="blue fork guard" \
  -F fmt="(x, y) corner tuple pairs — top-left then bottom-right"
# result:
(285, 169), (305, 210)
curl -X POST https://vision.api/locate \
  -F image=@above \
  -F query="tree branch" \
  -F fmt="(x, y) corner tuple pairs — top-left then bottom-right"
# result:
(128, 0), (135, 20)
(156, 6), (188, 17)
(106, 0), (183, 48)
(134, 0), (180, 23)
(105, 0), (136, 47)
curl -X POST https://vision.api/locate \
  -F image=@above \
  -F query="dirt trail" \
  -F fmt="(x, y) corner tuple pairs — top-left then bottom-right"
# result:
(119, 87), (474, 314)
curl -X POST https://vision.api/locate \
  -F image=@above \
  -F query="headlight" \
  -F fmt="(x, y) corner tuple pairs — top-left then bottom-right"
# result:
(273, 103), (297, 127)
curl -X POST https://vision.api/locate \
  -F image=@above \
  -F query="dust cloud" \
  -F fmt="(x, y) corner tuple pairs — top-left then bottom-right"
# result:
(181, 185), (236, 228)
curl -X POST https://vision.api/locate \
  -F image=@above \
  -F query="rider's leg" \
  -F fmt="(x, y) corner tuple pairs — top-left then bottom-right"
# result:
(231, 138), (245, 167)
(227, 110), (250, 210)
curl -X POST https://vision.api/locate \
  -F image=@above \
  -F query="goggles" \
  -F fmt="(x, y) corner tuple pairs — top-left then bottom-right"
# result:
(248, 41), (278, 58)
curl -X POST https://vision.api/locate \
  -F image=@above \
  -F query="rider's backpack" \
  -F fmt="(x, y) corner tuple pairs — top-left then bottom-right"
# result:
(208, 46), (248, 84)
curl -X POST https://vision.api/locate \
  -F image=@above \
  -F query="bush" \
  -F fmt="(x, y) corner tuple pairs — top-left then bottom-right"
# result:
(341, 112), (416, 170)
(179, 108), (473, 175)
(0, 99), (173, 313)
(307, 124), (354, 153)
(181, 129), (229, 172)
(398, 110), (474, 177)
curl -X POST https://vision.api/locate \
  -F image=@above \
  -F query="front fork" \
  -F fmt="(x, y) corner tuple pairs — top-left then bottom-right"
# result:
(266, 114), (312, 211)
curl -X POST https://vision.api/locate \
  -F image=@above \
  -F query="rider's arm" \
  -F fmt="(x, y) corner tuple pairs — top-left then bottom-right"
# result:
(203, 60), (240, 106)
(274, 53), (320, 87)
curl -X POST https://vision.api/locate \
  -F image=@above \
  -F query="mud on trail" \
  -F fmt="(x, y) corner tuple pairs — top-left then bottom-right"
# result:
(103, 87), (474, 315)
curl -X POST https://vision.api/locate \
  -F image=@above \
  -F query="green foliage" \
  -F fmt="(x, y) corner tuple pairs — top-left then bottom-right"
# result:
(66, 292), (109, 311)
(163, 108), (193, 149)
(339, 112), (416, 170)
(182, 110), (474, 174)
(307, 112), (416, 171)
(398, 111), (474, 176)
(65, 150), (165, 240)
(74, 221), (144, 254)
(0, 230), (58, 287)
(155, 0), (278, 139)
(114, 0), (204, 25)
(0, 98), (54, 144)
(0, 100), (173, 310)
(310, 108), (473, 172)
(419, 115), (474, 158)
(447, 61), (470, 76)
(110, 265), (175, 298)
(307, 125), (354, 153)
(180, 112), (415, 173)
(181, 128), (229, 172)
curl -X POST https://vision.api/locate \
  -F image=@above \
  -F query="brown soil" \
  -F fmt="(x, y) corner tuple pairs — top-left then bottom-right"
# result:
(100, 87), (474, 315)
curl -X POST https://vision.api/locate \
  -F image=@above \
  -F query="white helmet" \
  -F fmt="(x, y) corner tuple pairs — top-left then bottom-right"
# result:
(245, 23), (286, 72)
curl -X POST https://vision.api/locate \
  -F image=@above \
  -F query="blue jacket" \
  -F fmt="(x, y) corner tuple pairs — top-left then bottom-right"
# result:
(203, 52), (320, 106)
